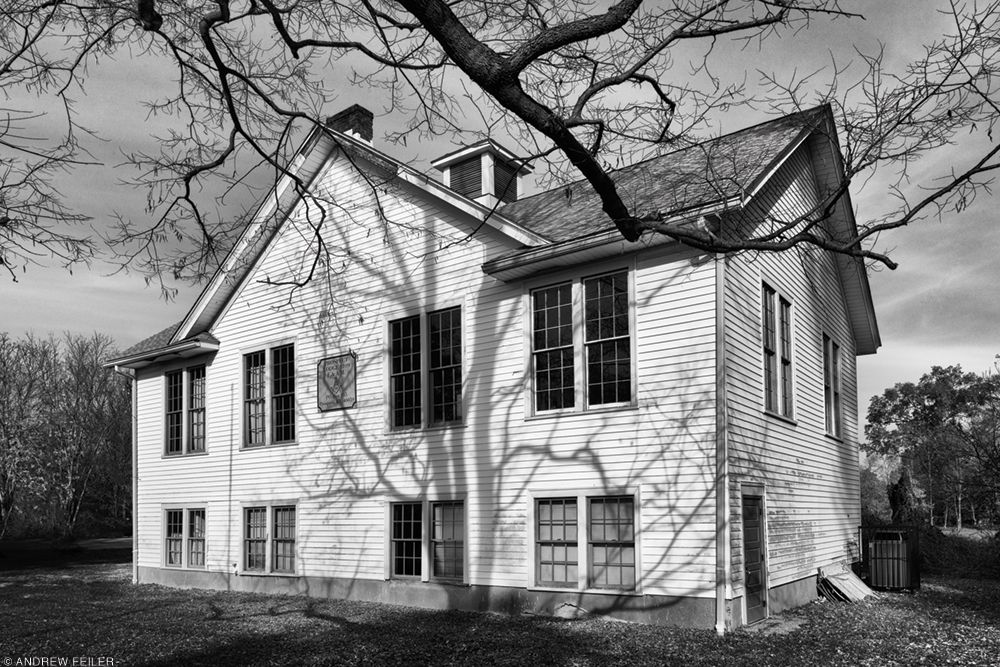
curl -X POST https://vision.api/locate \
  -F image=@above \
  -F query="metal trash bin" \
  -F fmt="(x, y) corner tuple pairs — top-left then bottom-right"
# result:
(869, 531), (911, 589)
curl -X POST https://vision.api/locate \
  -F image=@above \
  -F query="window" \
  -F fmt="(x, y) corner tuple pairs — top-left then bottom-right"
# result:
(243, 504), (297, 574)
(391, 502), (422, 577)
(188, 509), (206, 567)
(533, 493), (637, 591)
(163, 507), (206, 569)
(530, 271), (632, 415)
(388, 499), (465, 581)
(165, 509), (183, 566)
(588, 497), (636, 589)
(536, 498), (578, 586)
(389, 307), (463, 429)
(431, 501), (464, 579)
(762, 284), (793, 418)
(823, 334), (842, 438)
(243, 344), (296, 447)
(164, 365), (207, 456)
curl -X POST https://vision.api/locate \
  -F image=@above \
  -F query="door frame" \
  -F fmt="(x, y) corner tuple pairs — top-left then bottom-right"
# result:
(740, 483), (768, 625)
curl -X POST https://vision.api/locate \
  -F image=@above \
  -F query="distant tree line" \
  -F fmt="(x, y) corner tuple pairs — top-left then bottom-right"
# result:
(0, 333), (130, 540)
(865, 365), (1000, 529)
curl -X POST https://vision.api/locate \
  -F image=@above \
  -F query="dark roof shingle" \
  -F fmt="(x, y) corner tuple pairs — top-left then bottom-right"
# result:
(501, 106), (828, 242)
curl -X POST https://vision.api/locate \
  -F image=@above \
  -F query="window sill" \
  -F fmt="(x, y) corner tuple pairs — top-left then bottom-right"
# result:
(527, 403), (639, 421)
(824, 432), (845, 443)
(240, 440), (298, 452)
(238, 571), (299, 577)
(763, 410), (797, 427)
(161, 451), (209, 460)
(386, 422), (467, 434)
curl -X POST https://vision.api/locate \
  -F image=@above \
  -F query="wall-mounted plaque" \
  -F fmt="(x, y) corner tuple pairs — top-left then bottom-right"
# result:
(317, 352), (357, 411)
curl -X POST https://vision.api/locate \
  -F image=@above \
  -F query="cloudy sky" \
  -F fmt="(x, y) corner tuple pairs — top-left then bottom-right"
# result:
(3, 1), (998, 421)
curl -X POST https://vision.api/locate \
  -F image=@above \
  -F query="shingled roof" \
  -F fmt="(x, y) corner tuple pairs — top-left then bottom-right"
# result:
(501, 106), (829, 243)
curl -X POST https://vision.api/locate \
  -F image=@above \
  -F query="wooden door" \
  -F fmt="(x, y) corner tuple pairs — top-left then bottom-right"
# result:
(742, 493), (767, 624)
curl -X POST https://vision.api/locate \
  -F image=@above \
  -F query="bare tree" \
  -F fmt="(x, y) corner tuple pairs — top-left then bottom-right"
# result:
(3, 0), (1000, 287)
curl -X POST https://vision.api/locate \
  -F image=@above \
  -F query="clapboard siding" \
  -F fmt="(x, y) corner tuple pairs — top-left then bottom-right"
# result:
(133, 147), (722, 597)
(723, 143), (861, 595)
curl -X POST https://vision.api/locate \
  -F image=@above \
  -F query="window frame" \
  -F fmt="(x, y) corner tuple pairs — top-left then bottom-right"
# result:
(386, 305), (465, 431)
(527, 488), (641, 594)
(761, 282), (795, 421)
(241, 343), (297, 449)
(525, 266), (637, 418)
(383, 497), (467, 584)
(162, 505), (207, 569)
(823, 333), (843, 439)
(241, 502), (298, 575)
(163, 364), (209, 457)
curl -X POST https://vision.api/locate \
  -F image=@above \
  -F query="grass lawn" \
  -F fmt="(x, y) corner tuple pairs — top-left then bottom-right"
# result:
(1, 546), (998, 667)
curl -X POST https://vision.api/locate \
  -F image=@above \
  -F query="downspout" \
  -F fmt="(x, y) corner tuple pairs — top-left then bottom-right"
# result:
(714, 255), (731, 636)
(114, 365), (138, 584)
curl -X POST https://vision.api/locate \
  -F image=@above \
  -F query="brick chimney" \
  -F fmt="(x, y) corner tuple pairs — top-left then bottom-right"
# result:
(326, 105), (374, 145)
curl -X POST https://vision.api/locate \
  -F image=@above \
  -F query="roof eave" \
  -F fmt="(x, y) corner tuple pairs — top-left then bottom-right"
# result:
(483, 200), (736, 281)
(104, 338), (221, 370)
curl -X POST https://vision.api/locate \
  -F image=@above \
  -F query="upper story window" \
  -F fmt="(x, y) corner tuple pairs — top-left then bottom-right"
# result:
(823, 334), (842, 438)
(164, 365), (207, 456)
(762, 283), (793, 419)
(389, 306), (463, 430)
(244, 344), (296, 448)
(530, 270), (633, 415)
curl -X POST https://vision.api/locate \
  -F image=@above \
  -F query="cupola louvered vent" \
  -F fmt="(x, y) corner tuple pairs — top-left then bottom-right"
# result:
(494, 160), (518, 204)
(449, 157), (482, 198)
(431, 140), (531, 208)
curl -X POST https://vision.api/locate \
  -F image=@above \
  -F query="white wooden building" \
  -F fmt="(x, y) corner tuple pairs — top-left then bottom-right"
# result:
(106, 105), (879, 631)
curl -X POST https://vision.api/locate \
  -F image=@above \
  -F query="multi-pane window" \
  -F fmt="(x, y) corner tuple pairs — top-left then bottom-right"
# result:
(534, 494), (637, 591)
(164, 507), (206, 569)
(387, 500), (465, 581)
(272, 506), (296, 573)
(823, 334), (843, 438)
(391, 502), (422, 577)
(165, 509), (183, 566)
(531, 270), (633, 415)
(589, 497), (636, 589)
(532, 284), (575, 412)
(389, 307), (463, 429)
(165, 372), (184, 455)
(243, 504), (297, 574)
(585, 272), (631, 406)
(390, 317), (422, 428)
(188, 509), (206, 567)
(245, 507), (267, 571)
(272, 346), (295, 444)
(188, 367), (206, 453)
(431, 501), (464, 579)
(243, 345), (295, 447)
(762, 284), (793, 418)
(429, 308), (462, 425)
(165, 366), (207, 456)
(536, 498), (578, 586)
